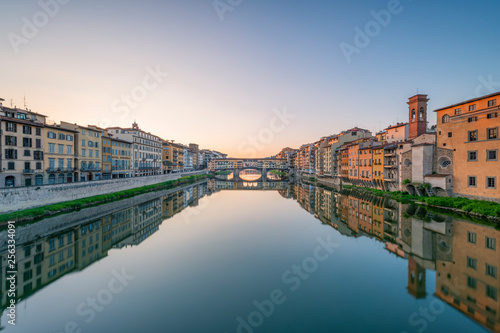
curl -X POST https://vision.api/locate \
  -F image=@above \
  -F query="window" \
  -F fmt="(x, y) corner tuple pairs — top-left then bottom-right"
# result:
(440, 158), (451, 168)
(67, 145), (73, 154)
(36, 127), (41, 136)
(487, 112), (498, 119)
(448, 132), (452, 137)
(82, 139), (86, 147)
(487, 127), (498, 140)
(66, 134), (73, 141)
(49, 238), (55, 251)
(442, 114), (450, 123)
(487, 177), (496, 189)
(23, 138), (32, 147)
(469, 104), (476, 111)
(24, 149), (31, 157)
(468, 176), (477, 187)
(58, 133), (65, 140)
(487, 150), (498, 161)
(486, 285), (498, 300)
(467, 276), (477, 289)
(5, 136), (17, 146)
(468, 130), (478, 142)
(486, 237), (496, 250)
(454, 108), (462, 115)
(23, 125), (32, 134)
(58, 144), (64, 154)
(486, 264), (497, 278)
(6, 122), (17, 132)
(468, 117), (478, 123)
(82, 149), (86, 157)
(5, 149), (18, 159)
(468, 151), (478, 161)
(467, 257), (477, 270)
(488, 99), (497, 107)
(48, 131), (56, 139)
(49, 143), (55, 153)
(468, 231), (477, 244)
(36, 139), (41, 148)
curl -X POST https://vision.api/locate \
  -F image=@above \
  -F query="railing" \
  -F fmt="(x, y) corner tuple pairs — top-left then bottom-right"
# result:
(23, 169), (35, 174)
(46, 167), (76, 172)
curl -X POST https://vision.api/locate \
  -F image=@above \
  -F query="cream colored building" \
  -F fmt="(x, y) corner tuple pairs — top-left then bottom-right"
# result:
(0, 105), (46, 187)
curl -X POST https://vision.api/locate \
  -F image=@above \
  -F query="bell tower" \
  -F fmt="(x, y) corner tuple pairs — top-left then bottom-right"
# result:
(408, 94), (429, 139)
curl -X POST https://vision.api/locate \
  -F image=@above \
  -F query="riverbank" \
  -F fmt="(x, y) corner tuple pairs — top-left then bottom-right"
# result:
(0, 170), (207, 213)
(342, 185), (500, 222)
(0, 174), (210, 225)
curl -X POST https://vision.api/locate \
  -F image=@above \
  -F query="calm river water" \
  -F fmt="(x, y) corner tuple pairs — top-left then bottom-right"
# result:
(1, 179), (498, 333)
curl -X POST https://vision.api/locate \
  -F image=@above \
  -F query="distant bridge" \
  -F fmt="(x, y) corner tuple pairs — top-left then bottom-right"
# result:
(211, 180), (289, 191)
(208, 158), (289, 182)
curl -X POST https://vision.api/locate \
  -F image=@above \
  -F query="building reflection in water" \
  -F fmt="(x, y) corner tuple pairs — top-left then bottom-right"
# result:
(281, 183), (500, 333)
(0, 179), (498, 332)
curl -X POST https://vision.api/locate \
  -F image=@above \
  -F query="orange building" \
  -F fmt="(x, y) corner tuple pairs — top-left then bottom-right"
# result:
(348, 143), (360, 181)
(357, 197), (373, 234)
(372, 145), (385, 188)
(339, 146), (349, 179)
(358, 145), (373, 181)
(435, 92), (500, 202)
(435, 219), (500, 332)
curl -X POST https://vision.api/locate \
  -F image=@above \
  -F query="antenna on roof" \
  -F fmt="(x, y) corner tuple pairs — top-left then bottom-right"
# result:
(10, 99), (13, 107)
(24, 94), (28, 110)
(417, 88), (419, 94)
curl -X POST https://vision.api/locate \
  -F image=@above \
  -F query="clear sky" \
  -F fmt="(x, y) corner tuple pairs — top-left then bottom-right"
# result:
(1, 0), (500, 157)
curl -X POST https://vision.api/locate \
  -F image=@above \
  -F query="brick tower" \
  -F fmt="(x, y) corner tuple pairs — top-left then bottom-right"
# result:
(407, 94), (429, 139)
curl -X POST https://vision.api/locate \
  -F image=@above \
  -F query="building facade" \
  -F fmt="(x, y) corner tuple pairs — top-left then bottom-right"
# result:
(44, 124), (77, 184)
(0, 106), (46, 188)
(60, 122), (103, 182)
(435, 92), (500, 202)
(107, 122), (162, 177)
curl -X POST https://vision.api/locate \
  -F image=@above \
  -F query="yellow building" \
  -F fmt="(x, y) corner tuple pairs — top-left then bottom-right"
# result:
(60, 122), (103, 182)
(111, 136), (132, 178)
(44, 124), (77, 184)
(162, 141), (185, 173)
(435, 92), (500, 202)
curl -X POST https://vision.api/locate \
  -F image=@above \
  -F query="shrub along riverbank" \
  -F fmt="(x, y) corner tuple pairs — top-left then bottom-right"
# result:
(0, 174), (210, 224)
(343, 185), (500, 219)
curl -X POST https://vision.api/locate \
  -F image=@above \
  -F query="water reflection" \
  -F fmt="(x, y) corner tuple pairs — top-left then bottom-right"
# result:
(283, 183), (500, 332)
(0, 180), (498, 332)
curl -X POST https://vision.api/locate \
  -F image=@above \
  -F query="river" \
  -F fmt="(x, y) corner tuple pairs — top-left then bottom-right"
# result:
(0, 179), (497, 333)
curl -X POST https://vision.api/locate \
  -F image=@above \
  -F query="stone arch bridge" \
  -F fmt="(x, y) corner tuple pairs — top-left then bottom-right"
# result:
(208, 158), (289, 182)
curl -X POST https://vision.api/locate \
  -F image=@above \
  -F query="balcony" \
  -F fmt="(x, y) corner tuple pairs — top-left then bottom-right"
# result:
(384, 164), (397, 169)
(46, 167), (76, 173)
(384, 178), (396, 182)
(23, 169), (35, 174)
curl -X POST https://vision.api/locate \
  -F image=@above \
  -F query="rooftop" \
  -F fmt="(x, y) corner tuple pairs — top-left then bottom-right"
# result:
(434, 90), (500, 112)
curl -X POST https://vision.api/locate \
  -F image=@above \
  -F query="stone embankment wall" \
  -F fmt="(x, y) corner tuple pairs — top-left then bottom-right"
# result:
(0, 171), (207, 213)
(0, 179), (208, 252)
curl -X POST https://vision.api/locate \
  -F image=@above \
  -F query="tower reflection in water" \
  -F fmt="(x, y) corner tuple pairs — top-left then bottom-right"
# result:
(0, 179), (498, 332)
(280, 183), (500, 333)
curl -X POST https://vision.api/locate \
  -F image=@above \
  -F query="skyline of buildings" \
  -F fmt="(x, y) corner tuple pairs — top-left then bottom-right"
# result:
(276, 90), (500, 202)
